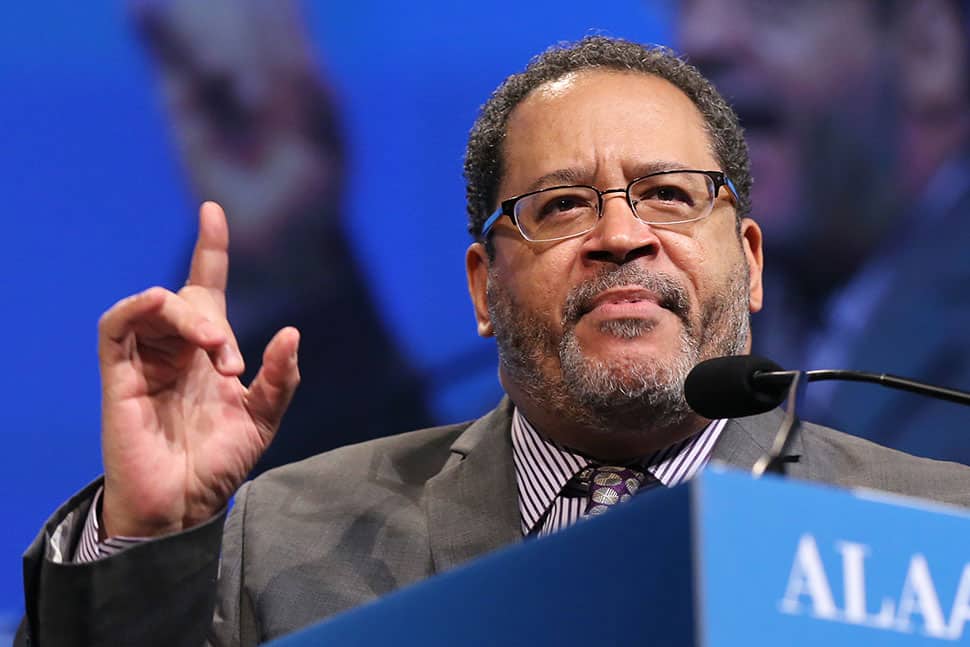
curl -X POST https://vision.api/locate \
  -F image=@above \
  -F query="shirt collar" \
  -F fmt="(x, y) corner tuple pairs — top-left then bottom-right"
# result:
(510, 407), (727, 536)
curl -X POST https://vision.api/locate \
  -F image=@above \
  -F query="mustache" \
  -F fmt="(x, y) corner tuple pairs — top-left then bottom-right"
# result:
(561, 266), (691, 327)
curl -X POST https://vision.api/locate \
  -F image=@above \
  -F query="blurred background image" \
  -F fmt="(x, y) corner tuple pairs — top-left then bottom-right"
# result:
(677, 0), (970, 457)
(2, 0), (968, 637)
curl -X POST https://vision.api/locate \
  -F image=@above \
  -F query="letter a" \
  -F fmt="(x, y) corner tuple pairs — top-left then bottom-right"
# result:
(895, 554), (947, 638)
(779, 534), (838, 619)
(946, 563), (970, 639)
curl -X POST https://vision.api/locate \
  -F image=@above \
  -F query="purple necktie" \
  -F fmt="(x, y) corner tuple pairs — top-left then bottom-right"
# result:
(573, 465), (652, 517)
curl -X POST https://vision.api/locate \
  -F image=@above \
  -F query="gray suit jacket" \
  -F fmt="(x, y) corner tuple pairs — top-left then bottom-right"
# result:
(18, 400), (970, 646)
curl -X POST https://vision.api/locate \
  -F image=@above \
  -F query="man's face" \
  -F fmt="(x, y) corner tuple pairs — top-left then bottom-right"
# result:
(466, 70), (764, 455)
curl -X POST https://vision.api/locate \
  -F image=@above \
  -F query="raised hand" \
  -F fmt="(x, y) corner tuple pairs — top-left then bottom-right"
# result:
(98, 202), (300, 538)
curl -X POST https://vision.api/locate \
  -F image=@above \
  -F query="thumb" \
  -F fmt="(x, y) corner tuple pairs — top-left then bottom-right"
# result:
(245, 327), (301, 443)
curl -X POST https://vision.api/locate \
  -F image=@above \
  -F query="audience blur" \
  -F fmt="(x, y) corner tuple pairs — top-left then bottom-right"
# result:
(124, 0), (970, 467)
(677, 0), (970, 460)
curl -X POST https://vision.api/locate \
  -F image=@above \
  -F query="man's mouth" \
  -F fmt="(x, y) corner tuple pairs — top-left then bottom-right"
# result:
(561, 267), (692, 329)
(581, 287), (664, 319)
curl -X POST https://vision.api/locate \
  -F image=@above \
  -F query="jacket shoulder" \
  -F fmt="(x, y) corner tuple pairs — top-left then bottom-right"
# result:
(253, 420), (475, 493)
(798, 420), (970, 510)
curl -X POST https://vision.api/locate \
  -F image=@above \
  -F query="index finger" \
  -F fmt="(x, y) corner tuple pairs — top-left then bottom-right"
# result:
(187, 201), (229, 308)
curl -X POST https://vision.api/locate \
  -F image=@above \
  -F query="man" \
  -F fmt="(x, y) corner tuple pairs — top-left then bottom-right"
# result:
(18, 37), (970, 646)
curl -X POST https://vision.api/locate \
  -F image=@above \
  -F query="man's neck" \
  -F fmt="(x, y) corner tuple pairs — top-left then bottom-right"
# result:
(508, 389), (710, 462)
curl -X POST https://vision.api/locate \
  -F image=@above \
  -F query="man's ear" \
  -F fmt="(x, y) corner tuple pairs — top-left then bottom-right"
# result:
(466, 242), (494, 337)
(740, 218), (764, 313)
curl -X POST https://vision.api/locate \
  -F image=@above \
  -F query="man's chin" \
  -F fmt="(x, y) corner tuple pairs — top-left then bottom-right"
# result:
(571, 316), (678, 355)
(562, 315), (695, 399)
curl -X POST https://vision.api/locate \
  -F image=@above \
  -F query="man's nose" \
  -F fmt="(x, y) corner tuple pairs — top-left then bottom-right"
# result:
(582, 192), (660, 265)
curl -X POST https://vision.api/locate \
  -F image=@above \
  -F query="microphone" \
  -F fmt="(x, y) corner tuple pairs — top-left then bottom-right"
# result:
(685, 355), (970, 420)
(684, 355), (970, 477)
(684, 355), (788, 419)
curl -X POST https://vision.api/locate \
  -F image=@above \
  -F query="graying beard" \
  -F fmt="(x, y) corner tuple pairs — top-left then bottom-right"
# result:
(487, 262), (751, 437)
(597, 318), (656, 339)
(558, 313), (698, 432)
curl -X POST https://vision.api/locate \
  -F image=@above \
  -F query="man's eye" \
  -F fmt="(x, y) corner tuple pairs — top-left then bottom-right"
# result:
(645, 185), (693, 205)
(537, 195), (592, 218)
(548, 197), (582, 212)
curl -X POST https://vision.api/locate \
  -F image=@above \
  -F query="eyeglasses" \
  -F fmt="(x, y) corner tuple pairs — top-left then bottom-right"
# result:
(480, 170), (739, 243)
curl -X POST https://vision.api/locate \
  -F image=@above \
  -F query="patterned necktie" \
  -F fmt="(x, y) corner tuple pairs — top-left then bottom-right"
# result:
(571, 465), (654, 517)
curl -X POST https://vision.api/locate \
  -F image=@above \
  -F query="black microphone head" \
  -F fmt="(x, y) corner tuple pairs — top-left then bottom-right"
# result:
(684, 355), (787, 419)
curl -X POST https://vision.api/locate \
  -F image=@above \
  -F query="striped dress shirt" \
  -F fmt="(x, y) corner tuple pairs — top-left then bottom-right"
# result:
(511, 408), (726, 537)
(74, 489), (146, 562)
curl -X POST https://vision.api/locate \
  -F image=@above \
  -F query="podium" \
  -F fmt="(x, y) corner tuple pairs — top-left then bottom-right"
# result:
(268, 465), (970, 645)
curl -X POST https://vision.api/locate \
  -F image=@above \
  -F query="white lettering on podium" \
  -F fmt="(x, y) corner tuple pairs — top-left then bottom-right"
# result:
(894, 554), (948, 637)
(779, 534), (838, 619)
(946, 564), (970, 638)
(835, 540), (895, 628)
(778, 533), (969, 640)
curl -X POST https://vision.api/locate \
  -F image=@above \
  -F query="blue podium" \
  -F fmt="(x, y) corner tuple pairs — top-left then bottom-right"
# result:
(268, 465), (970, 646)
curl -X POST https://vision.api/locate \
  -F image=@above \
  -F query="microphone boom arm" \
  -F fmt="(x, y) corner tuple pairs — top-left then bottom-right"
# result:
(754, 370), (970, 406)
(752, 371), (806, 478)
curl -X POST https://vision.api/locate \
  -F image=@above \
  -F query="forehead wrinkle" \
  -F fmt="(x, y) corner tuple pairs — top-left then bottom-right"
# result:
(524, 159), (696, 194)
(525, 167), (591, 193)
(625, 159), (692, 180)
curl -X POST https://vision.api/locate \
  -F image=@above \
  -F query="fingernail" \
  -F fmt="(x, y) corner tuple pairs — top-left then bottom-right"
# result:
(219, 344), (243, 372)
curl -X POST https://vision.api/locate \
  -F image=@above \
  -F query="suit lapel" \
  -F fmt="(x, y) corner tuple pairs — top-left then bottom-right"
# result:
(711, 409), (805, 475)
(423, 404), (811, 573)
(424, 399), (522, 573)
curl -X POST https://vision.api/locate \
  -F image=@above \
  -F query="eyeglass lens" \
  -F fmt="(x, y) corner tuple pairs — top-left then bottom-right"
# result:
(514, 171), (716, 242)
